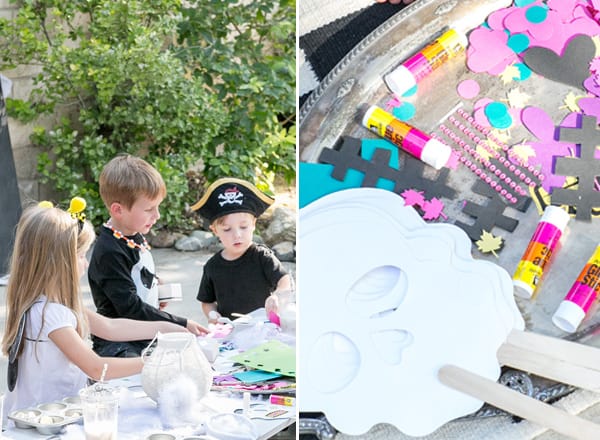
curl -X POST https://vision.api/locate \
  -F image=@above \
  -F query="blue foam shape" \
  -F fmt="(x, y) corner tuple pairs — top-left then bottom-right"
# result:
(299, 162), (365, 208)
(361, 139), (400, 168)
(514, 63), (532, 81)
(233, 370), (282, 384)
(526, 5), (547, 24)
(515, 0), (536, 7)
(508, 33), (530, 54)
(402, 85), (417, 97)
(393, 102), (416, 121)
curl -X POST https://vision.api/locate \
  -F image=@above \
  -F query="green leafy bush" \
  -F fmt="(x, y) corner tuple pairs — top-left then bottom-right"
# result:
(175, 0), (296, 189)
(0, 0), (295, 230)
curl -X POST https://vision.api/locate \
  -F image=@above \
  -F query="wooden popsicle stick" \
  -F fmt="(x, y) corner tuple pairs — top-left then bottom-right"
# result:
(497, 342), (600, 392)
(506, 329), (600, 372)
(438, 364), (600, 440)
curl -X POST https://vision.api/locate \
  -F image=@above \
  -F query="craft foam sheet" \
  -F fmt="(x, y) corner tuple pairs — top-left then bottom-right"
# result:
(298, 188), (524, 437)
(299, 139), (401, 208)
(230, 340), (295, 377)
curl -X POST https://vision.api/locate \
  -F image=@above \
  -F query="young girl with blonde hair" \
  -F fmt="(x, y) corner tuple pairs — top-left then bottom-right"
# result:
(2, 203), (187, 417)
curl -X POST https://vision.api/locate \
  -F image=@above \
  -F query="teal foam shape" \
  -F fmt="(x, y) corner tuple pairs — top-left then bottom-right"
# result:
(299, 162), (364, 208)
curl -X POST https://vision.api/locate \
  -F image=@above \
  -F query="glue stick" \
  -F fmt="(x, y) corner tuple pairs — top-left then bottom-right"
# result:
(513, 206), (570, 299)
(385, 28), (467, 97)
(552, 244), (600, 333)
(270, 395), (295, 406)
(361, 105), (451, 169)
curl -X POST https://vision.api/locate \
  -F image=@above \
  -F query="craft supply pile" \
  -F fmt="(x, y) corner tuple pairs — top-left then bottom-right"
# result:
(7, 310), (296, 439)
(299, 0), (600, 438)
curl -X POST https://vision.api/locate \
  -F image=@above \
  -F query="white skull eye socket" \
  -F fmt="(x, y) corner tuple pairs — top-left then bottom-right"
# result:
(346, 265), (407, 319)
(308, 332), (360, 393)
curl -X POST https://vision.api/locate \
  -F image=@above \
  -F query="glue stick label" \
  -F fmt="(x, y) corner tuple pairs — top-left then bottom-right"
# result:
(565, 247), (600, 312)
(414, 29), (465, 77)
(513, 219), (564, 296)
(364, 106), (420, 158)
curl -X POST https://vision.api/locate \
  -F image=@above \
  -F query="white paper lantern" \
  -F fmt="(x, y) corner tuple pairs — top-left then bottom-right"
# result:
(141, 332), (213, 402)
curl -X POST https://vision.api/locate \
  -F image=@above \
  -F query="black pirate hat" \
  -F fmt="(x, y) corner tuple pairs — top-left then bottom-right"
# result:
(191, 178), (274, 223)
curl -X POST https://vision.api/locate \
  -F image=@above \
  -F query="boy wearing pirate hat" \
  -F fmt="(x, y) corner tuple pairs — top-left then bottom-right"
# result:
(191, 178), (292, 323)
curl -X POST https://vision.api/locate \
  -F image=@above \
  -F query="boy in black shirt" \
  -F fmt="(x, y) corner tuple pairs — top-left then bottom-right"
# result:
(191, 178), (292, 324)
(88, 154), (208, 357)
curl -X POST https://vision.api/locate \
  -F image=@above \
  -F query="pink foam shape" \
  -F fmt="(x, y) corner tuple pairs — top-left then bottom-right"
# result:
(564, 14), (600, 35)
(520, 106), (577, 192)
(585, 76), (600, 97)
(445, 151), (461, 169)
(466, 28), (517, 74)
(521, 105), (554, 139)
(504, 3), (562, 42)
(486, 6), (515, 31)
(574, 0), (600, 21)
(422, 198), (447, 221)
(509, 107), (523, 128)
(474, 97), (493, 109)
(577, 96), (600, 120)
(581, 0), (600, 20)
(268, 311), (281, 326)
(547, 0), (580, 23)
(474, 107), (491, 128)
(385, 97), (402, 111)
(401, 189), (426, 207)
(457, 79), (480, 99)
(473, 98), (493, 128)
(534, 17), (600, 53)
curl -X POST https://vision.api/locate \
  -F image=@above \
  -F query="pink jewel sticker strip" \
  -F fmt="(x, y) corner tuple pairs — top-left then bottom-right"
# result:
(435, 106), (543, 208)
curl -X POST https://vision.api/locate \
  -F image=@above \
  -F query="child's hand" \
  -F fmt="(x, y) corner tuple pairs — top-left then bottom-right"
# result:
(186, 319), (209, 336)
(208, 310), (221, 325)
(159, 301), (168, 310)
(265, 295), (279, 316)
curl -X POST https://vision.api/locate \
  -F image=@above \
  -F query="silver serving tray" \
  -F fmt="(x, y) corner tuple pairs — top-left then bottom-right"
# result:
(299, 0), (600, 436)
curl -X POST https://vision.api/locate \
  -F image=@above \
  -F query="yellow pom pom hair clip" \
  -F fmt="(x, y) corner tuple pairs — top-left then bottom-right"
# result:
(38, 200), (54, 209)
(38, 197), (87, 231)
(67, 196), (87, 222)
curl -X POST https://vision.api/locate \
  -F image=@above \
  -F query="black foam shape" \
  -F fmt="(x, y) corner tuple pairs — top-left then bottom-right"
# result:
(454, 180), (529, 242)
(553, 115), (600, 220)
(317, 136), (457, 200)
(522, 34), (595, 90)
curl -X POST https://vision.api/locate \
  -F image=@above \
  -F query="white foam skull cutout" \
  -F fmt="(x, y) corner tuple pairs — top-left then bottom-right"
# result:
(298, 188), (524, 437)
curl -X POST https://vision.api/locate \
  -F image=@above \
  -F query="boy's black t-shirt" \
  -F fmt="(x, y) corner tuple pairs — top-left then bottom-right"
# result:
(197, 243), (288, 319)
(88, 226), (187, 347)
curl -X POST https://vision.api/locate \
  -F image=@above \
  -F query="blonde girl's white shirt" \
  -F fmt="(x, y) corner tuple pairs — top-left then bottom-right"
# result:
(4, 296), (88, 423)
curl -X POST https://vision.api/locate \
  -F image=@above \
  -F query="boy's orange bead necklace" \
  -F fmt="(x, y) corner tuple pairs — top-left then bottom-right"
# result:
(103, 220), (151, 251)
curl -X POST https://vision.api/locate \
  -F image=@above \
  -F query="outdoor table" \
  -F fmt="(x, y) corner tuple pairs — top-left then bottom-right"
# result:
(2, 382), (295, 439)
(3, 309), (296, 439)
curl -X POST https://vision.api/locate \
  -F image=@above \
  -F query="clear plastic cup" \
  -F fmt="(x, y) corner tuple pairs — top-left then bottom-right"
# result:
(79, 384), (120, 440)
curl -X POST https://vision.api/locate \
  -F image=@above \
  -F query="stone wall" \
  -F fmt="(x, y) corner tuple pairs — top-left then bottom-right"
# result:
(0, 1), (57, 204)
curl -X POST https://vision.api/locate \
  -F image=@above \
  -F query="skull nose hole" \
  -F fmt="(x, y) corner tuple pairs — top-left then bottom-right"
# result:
(371, 329), (413, 365)
(346, 265), (407, 319)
